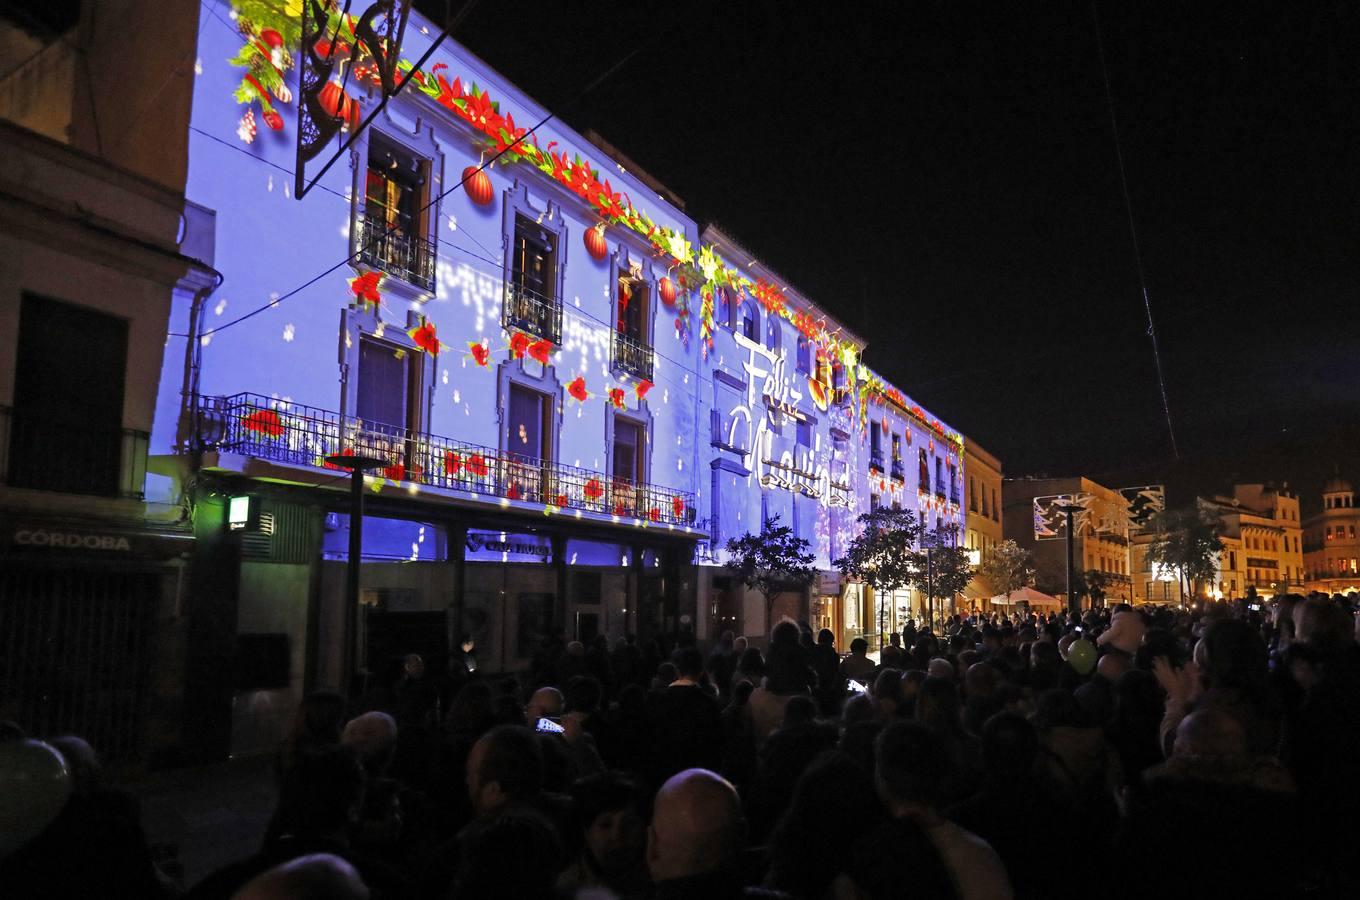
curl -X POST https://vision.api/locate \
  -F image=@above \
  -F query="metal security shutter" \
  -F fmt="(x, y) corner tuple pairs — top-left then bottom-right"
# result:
(0, 566), (157, 761)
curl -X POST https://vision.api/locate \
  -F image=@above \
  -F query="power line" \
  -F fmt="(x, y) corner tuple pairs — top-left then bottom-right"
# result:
(1092, 0), (1179, 461)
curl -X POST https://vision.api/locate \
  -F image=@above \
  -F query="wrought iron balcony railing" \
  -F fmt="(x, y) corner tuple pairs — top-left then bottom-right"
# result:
(889, 459), (905, 482)
(612, 330), (654, 381)
(194, 393), (698, 527)
(868, 450), (884, 474)
(503, 283), (563, 344)
(356, 212), (436, 291)
(1, 405), (148, 499)
(950, 486), (961, 506)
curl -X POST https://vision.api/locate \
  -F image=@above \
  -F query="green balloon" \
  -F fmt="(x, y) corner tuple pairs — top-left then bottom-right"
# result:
(1067, 639), (1097, 676)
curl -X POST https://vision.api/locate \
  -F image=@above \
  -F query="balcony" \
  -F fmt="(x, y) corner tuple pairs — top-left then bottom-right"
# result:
(889, 459), (905, 482)
(868, 450), (885, 474)
(950, 486), (961, 506)
(503, 283), (563, 345)
(355, 212), (436, 291)
(1, 406), (148, 499)
(194, 393), (697, 527)
(613, 331), (655, 381)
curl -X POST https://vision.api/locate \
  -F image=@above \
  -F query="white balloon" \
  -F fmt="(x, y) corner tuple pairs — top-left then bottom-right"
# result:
(0, 740), (71, 858)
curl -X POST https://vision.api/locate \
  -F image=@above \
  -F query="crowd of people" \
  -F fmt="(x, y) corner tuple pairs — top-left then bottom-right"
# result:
(4, 590), (1360, 899)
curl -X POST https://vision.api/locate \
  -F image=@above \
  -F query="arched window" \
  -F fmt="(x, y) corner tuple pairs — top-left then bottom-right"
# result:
(796, 336), (811, 374)
(716, 287), (731, 328)
(765, 314), (780, 352)
(918, 448), (929, 489)
(740, 301), (758, 341)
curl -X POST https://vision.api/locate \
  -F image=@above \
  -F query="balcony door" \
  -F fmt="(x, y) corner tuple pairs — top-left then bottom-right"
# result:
(508, 216), (558, 340)
(611, 417), (644, 516)
(506, 384), (549, 501)
(357, 337), (420, 465)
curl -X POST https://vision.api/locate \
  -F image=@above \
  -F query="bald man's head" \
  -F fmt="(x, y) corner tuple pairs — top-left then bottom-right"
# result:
(647, 769), (745, 882)
(525, 687), (563, 723)
(231, 853), (369, 900)
(1096, 652), (1131, 682)
(1173, 708), (1248, 759)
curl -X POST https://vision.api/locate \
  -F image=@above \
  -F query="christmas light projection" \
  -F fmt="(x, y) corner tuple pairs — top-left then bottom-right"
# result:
(857, 369), (965, 451)
(223, 0), (858, 372)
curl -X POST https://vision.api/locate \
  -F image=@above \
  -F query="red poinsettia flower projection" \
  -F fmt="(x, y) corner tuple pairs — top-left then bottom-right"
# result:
(383, 462), (406, 482)
(466, 454), (489, 477)
(672, 495), (686, 519)
(608, 388), (626, 410)
(634, 380), (654, 401)
(648, 508), (661, 522)
(508, 331), (531, 359)
(526, 339), (554, 365)
(567, 376), (590, 403)
(584, 478), (604, 500)
(506, 482), (521, 501)
(468, 341), (490, 367)
(408, 321), (440, 355)
(349, 270), (383, 307)
(443, 451), (462, 476)
(241, 408), (285, 437)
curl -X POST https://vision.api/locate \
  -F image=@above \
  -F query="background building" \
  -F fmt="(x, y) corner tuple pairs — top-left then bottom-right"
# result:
(1003, 475), (1133, 605)
(1304, 474), (1360, 593)
(1130, 483), (1303, 604)
(963, 438), (1003, 604)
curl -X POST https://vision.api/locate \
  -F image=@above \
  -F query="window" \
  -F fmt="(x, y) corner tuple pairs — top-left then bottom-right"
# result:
(870, 494), (881, 512)
(504, 384), (549, 502)
(869, 422), (883, 469)
(9, 294), (131, 497)
(891, 433), (901, 461)
(969, 477), (978, 513)
(741, 301), (758, 341)
(716, 288), (732, 328)
(934, 457), (944, 496)
(992, 488), (999, 522)
(362, 136), (434, 289)
(765, 315), (780, 352)
(796, 336), (811, 374)
(918, 448), (930, 490)
(612, 417), (643, 484)
(1327, 527), (1333, 541)
(504, 215), (562, 343)
(613, 275), (653, 378)
(357, 337), (414, 433)
(796, 419), (812, 449)
(1352, 525), (1357, 540)
(948, 463), (957, 503)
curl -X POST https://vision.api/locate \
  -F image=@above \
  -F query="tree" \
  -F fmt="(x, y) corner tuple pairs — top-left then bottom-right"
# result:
(911, 524), (972, 626)
(726, 515), (817, 632)
(834, 506), (924, 643)
(1075, 568), (1112, 608)
(978, 540), (1035, 598)
(1145, 504), (1224, 601)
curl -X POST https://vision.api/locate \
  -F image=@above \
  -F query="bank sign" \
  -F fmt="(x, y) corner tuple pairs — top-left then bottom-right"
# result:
(723, 332), (852, 509)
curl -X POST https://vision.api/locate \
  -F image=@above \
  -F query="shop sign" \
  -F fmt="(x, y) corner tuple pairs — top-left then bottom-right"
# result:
(465, 530), (551, 564)
(13, 528), (132, 551)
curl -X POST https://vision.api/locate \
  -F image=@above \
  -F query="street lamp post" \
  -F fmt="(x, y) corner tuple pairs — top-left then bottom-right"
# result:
(1054, 502), (1081, 617)
(325, 452), (389, 697)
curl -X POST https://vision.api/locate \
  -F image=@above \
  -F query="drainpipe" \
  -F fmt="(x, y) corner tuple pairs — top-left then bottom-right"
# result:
(179, 263), (224, 454)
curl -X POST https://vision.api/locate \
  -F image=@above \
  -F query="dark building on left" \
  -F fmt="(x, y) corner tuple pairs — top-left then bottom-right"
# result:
(0, 0), (216, 767)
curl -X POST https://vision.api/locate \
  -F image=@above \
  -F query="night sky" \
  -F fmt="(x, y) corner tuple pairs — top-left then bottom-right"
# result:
(429, 1), (1360, 511)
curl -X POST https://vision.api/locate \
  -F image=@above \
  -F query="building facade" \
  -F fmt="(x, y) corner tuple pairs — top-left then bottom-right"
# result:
(963, 438), (1003, 602)
(5, 0), (974, 765)
(0, 1), (207, 766)
(1304, 475), (1360, 594)
(1130, 483), (1304, 605)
